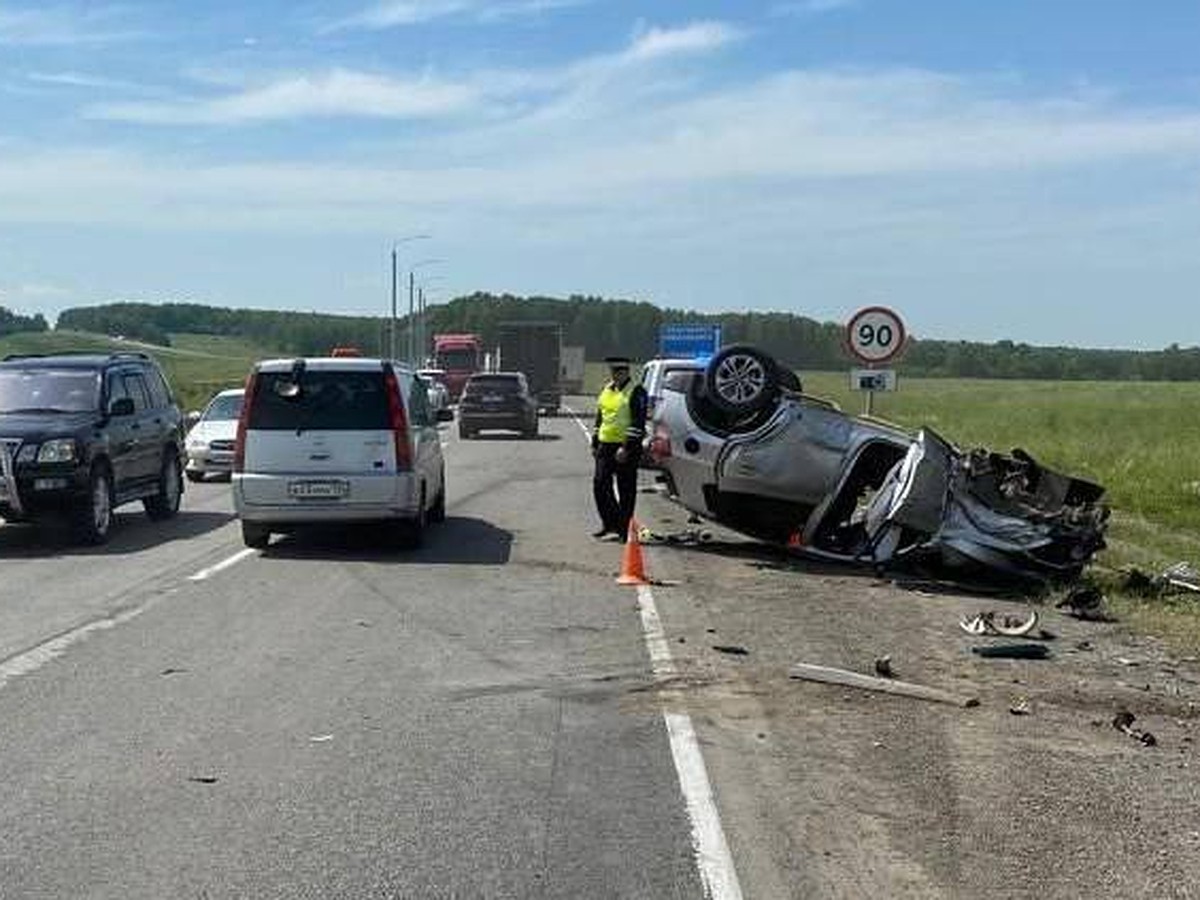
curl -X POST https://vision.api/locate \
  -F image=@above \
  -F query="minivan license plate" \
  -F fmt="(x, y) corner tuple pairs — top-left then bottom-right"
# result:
(288, 479), (349, 499)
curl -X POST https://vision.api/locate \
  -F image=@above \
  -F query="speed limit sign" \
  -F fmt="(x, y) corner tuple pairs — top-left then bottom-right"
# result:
(846, 306), (906, 364)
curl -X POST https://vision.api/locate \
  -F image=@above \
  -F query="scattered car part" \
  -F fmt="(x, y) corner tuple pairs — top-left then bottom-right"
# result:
(1112, 710), (1157, 747)
(1009, 698), (1032, 716)
(1056, 586), (1116, 621)
(713, 645), (750, 656)
(873, 655), (894, 678)
(789, 662), (980, 708)
(959, 610), (1039, 637)
(970, 644), (1051, 660)
(1157, 561), (1200, 594)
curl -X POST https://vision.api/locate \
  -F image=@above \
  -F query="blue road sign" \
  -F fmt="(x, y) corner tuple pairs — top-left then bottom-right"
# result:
(659, 323), (722, 359)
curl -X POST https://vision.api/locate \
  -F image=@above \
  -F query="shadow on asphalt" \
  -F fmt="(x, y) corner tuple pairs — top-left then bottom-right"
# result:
(0, 510), (234, 558)
(459, 433), (562, 442)
(262, 515), (513, 565)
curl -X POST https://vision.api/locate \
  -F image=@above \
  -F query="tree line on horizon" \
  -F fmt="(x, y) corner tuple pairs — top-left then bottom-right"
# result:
(40, 295), (1200, 381)
(0, 306), (49, 338)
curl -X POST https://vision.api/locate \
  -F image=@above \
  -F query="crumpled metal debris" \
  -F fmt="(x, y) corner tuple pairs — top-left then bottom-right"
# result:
(1112, 710), (1157, 747)
(959, 610), (1039, 637)
(638, 526), (713, 546)
(1156, 562), (1200, 594)
(1056, 586), (1116, 622)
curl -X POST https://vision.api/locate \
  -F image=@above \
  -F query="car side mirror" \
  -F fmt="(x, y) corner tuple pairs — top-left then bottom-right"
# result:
(110, 397), (135, 417)
(436, 407), (455, 423)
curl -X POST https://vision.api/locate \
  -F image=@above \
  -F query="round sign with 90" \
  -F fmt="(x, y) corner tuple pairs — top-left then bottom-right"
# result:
(846, 306), (906, 364)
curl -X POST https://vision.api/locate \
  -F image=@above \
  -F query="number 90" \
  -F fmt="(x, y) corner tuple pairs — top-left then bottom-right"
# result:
(858, 323), (894, 348)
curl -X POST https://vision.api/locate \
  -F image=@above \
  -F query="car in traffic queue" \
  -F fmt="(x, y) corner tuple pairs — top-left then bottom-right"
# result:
(185, 388), (244, 482)
(232, 356), (453, 550)
(0, 351), (185, 544)
(648, 344), (1108, 584)
(457, 372), (538, 439)
(416, 368), (452, 413)
(638, 357), (705, 468)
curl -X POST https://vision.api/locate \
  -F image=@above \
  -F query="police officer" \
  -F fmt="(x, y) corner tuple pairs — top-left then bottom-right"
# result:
(591, 356), (648, 542)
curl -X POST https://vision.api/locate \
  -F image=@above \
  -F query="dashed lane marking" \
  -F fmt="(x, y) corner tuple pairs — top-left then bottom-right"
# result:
(187, 547), (259, 582)
(562, 404), (593, 444)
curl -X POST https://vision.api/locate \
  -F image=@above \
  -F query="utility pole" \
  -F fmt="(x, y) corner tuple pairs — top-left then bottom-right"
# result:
(417, 287), (425, 366)
(389, 248), (398, 360)
(407, 270), (416, 364)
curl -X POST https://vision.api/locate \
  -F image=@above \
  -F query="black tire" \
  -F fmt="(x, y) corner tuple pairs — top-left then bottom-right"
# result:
(429, 472), (446, 524)
(459, 425), (473, 440)
(705, 345), (780, 417)
(72, 464), (114, 545)
(393, 487), (427, 549)
(145, 452), (183, 520)
(242, 521), (271, 549)
(185, 470), (204, 483)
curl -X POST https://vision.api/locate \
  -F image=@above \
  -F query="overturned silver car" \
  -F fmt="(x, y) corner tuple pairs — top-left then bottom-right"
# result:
(647, 345), (1108, 584)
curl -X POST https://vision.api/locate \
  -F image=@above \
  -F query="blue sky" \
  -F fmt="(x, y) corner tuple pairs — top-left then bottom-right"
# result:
(1, 1), (1199, 349)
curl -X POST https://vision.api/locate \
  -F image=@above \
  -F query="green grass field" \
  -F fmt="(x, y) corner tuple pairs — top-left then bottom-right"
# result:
(0, 330), (263, 414)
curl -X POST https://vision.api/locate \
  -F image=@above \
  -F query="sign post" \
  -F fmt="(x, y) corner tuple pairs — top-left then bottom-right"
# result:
(845, 306), (906, 416)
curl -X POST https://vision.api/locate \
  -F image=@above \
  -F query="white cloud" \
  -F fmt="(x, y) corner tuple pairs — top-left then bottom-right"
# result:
(27, 71), (147, 91)
(87, 69), (478, 124)
(12, 68), (1200, 231)
(85, 20), (742, 127)
(0, 3), (141, 45)
(624, 21), (746, 62)
(324, 0), (586, 32)
(771, 0), (858, 16)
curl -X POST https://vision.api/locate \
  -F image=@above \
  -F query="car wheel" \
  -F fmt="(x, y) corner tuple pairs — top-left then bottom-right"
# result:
(72, 464), (113, 545)
(429, 472), (446, 524)
(706, 345), (780, 417)
(145, 452), (183, 520)
(459, 425), (472, 440)
(185, 469), (204, 483)
(242, 521), (271, 549)
(393, 486), (427, 549)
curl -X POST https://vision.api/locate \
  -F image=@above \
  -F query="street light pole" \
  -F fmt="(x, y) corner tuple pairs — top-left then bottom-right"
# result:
(388, 234), (431, 360)
(406, 258), (446, 365)
(390, 249), (398, 360)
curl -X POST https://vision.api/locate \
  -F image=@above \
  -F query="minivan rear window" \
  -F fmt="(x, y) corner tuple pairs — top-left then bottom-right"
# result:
(249, 370), (390, 431)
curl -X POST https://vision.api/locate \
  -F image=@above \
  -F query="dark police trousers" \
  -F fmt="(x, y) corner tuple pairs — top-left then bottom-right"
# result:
(593, 442), (640, 537)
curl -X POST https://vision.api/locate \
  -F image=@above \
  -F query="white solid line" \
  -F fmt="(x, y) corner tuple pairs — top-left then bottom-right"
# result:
(636, 583), (744, 900)
(562, 404), (593, 444)
(0, 605), (146, 691)
(188, 547), (258, 582)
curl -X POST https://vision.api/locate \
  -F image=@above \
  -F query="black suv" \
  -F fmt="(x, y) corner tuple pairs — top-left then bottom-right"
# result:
(458, 372), (539, 439)
(0, 352), (186, 544)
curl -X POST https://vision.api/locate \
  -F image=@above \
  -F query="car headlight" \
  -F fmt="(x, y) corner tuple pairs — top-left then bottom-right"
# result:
(36, 439), (78, 464)
(187, 436), (207, 451)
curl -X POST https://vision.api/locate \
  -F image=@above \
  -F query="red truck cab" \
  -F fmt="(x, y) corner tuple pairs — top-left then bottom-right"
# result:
(432, 334), (483, 400)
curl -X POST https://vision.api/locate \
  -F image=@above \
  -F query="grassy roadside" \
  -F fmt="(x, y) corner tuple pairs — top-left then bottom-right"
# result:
(0, 330), (264, 414)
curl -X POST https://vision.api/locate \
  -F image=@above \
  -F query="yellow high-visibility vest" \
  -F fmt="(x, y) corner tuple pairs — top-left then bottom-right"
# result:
(597, 382), (634, 443)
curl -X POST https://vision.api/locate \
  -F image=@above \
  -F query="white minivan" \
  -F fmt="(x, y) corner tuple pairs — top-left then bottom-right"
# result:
(232, 357), (452, 549)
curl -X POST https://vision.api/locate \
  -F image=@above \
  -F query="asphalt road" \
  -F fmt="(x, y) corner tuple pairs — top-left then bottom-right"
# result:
(0, 415), (705, 900)
(6, 408), (1200, 900)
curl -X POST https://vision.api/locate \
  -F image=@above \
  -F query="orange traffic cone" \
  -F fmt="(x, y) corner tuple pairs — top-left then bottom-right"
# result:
(616, 518), (650, 586)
